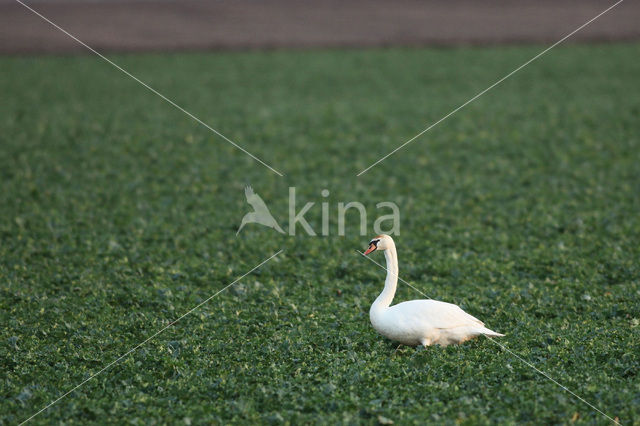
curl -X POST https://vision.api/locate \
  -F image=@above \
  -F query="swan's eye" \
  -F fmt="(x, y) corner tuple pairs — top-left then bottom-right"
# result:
(369, 239), (379, 247)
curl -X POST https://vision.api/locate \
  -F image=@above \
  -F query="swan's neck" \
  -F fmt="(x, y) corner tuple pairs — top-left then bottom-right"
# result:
(373, 242), (398, 309)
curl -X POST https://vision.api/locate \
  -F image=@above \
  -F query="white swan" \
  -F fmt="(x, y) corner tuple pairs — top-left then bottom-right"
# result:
(364, 234), (504, 347)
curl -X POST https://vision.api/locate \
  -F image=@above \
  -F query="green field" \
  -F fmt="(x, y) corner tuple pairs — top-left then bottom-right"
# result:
(1, 44), (639, 424)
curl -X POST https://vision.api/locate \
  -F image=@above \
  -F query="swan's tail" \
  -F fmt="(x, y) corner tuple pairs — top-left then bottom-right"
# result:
(479, 327), (504, 337)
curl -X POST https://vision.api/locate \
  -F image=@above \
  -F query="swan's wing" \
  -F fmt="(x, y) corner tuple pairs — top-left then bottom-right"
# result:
(427, 301), (485, 328)
(392, 299), (484, 329)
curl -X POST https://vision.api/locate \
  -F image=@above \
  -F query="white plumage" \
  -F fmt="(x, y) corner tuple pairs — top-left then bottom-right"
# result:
(364, 234), (504, 347)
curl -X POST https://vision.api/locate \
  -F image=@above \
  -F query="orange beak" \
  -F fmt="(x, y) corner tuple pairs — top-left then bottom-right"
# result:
(364, 245), (376, 255)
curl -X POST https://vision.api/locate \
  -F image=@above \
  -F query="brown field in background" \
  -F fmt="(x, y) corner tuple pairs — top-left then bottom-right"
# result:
(1, 0), (639, 54)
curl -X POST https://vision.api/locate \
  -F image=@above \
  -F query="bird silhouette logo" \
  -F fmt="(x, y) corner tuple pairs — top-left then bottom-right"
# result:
(237, 185), (285, 235)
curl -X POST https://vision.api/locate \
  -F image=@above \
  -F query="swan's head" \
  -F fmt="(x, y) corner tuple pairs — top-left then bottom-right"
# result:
(364, 234), (392, 255)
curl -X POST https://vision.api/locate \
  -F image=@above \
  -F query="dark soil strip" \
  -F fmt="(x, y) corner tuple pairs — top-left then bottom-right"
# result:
(1, 0), (639, 54)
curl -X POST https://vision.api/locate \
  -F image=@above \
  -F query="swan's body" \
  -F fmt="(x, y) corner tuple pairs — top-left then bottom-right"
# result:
(365, 235), (504, 347)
